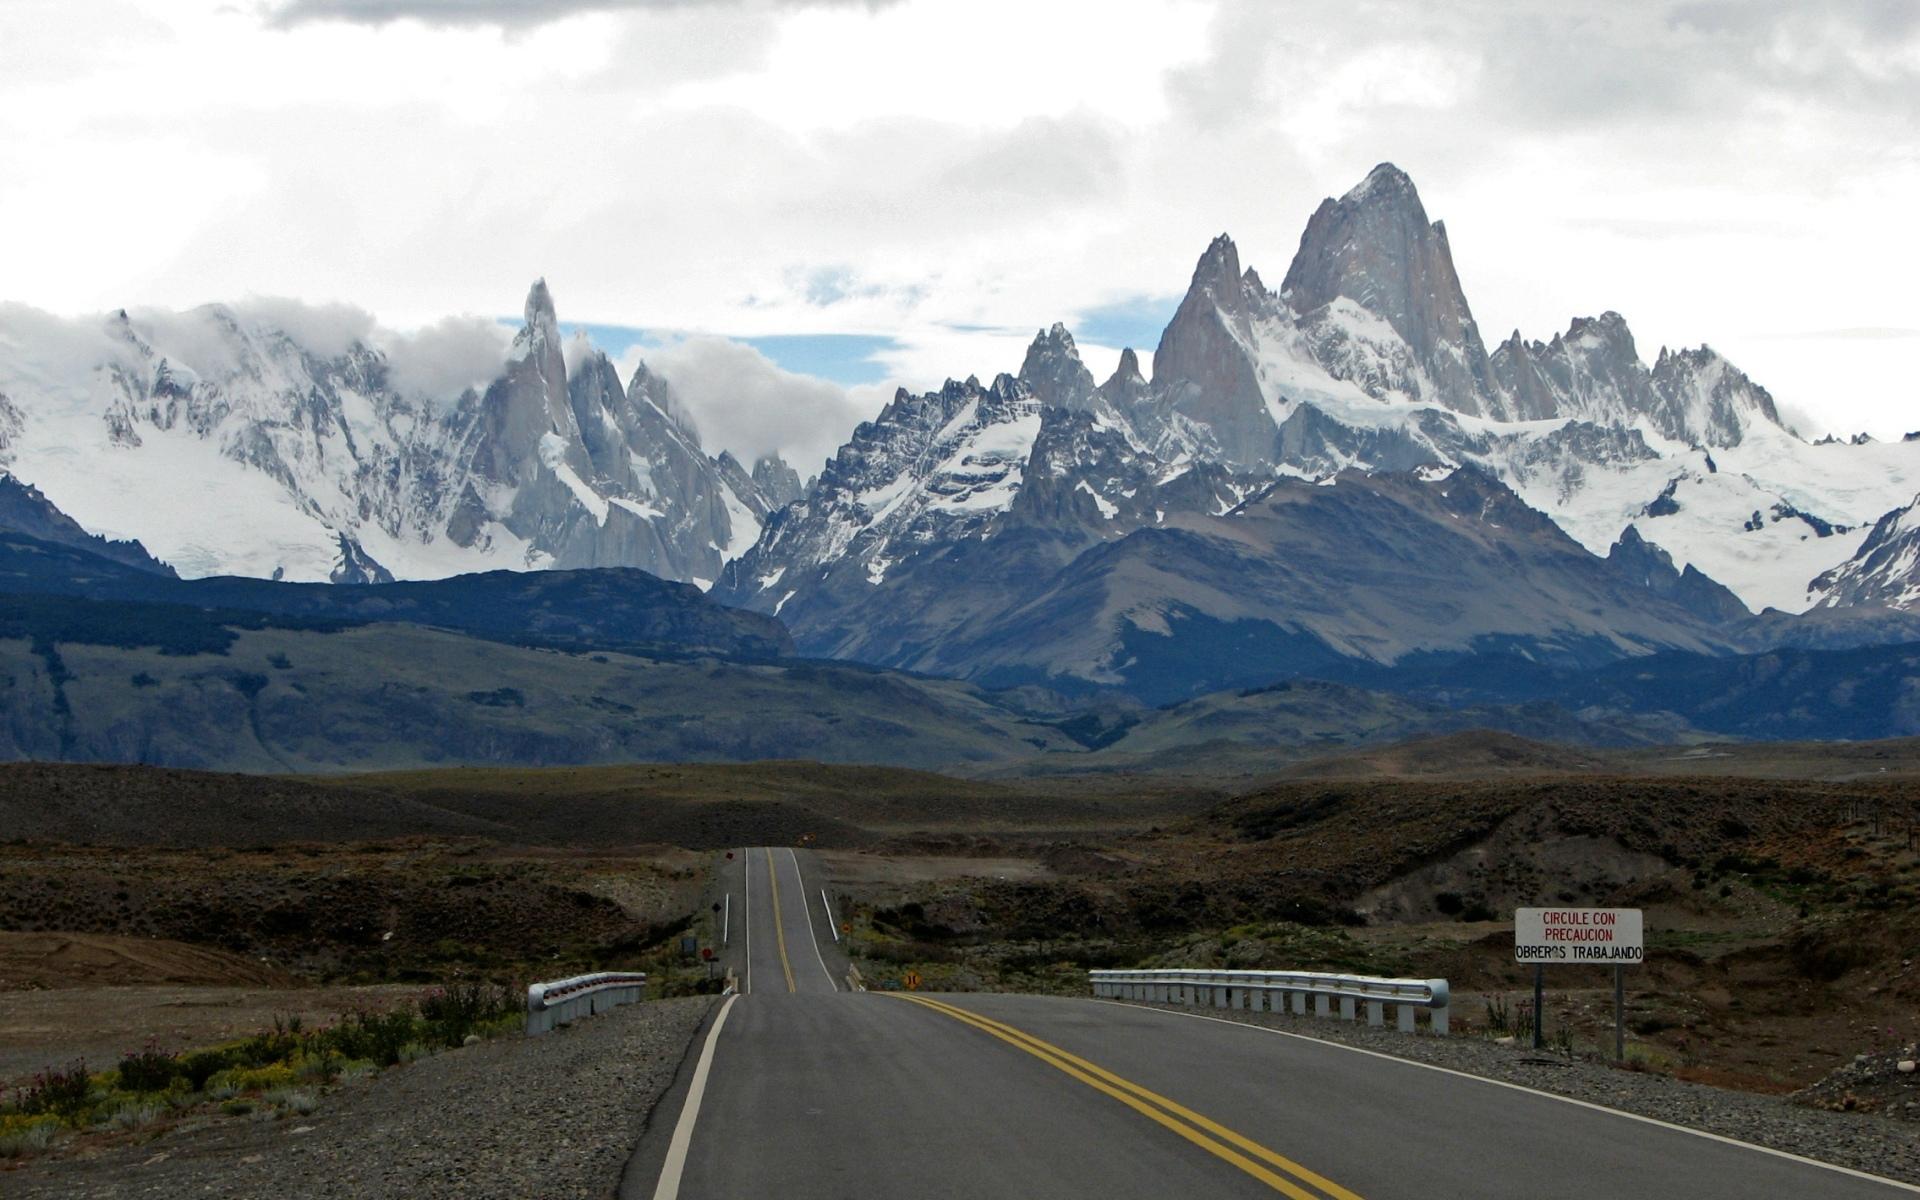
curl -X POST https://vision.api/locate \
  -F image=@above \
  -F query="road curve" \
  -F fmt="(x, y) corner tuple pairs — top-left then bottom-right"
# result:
(631, 852), (1918, 1199)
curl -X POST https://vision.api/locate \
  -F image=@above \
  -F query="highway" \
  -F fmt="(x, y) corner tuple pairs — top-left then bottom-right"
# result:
(626, 847), (1919, 1199)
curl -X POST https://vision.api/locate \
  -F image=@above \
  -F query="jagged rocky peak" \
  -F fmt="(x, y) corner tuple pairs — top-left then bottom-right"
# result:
(1281, 163), (1500, 417)
(1153, 233), (1279, 469)
(1184, 234), (1260, 319)
(523, 277), (559, 338)
(1810, 495), (1920, 610)
(1017, 322), (1098, 410)
(1605, 524), (1749, 622)
(1108, 347), (1144, 386)
(330, 533), (396, 585)
(1649, 344), (1783, 448)
(751, 453), (804, 509)
(1100, 347), (1147, 398)
(1489, 310), (1659, 427)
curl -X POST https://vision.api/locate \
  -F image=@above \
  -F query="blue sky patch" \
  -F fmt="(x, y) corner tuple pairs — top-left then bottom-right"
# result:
(1072, 294), (1181, 351)
(519, 319), (900, 388)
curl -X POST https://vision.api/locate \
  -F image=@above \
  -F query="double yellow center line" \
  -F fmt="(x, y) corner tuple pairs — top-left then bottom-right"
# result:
(763, 848), (797, 992)
(884, 993), (1363, 1200)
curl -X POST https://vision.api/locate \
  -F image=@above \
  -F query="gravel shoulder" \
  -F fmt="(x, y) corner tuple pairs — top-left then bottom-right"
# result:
(1113, 999), (1920, 1187)
(4, 996), (715, 1199)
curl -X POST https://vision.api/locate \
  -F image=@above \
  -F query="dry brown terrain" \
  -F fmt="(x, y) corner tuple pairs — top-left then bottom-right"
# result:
(5, 739), (1920, 1108)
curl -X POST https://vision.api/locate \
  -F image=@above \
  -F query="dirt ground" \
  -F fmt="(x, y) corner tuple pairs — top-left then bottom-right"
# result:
(0, 981), (420, 1087)
(812, 850), (1053, 887)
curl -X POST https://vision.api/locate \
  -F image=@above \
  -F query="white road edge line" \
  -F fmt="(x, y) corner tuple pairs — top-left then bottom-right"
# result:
(741, 850), (751, 996)
(821, 888), (840, 942)
(1092, 999), (1920, 1195)
(650, 993), (738, 1200)
(787, 847), (839, 991)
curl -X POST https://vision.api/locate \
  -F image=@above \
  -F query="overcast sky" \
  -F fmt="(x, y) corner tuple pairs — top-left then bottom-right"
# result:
(2, 0), (1916, 470)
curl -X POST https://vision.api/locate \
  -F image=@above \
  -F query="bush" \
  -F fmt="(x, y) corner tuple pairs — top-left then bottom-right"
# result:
(315, 1009), (419, 1066)
(116, 1043), (181, 1093)
(418, 981), (519, 1047)
(265, 1088), (317, 1115)
(180, 1047), (241, 1091)
(15, 1062), (92, 1123)
(210, 1064), (296, 1094)
(109, 1101), (162, 1131)
(0, 1114), (59, 1157)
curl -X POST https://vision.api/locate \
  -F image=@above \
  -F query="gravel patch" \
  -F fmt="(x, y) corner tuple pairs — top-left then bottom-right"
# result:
(1118, 999), (1920, 1186)
(4, 997), (714, 1199)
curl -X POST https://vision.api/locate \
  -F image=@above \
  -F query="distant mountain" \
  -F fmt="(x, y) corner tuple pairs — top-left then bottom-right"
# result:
(713, 162), (1920, 711)
(0, 285), (797, 585)
(0, 472), (173, 576)
(0, 529), (793, 660)
(9, 160), (1920, 732)
(0, 600), (1077, 772)
(1808, 496), (1920, 610)
(725, 456), (1746, 702)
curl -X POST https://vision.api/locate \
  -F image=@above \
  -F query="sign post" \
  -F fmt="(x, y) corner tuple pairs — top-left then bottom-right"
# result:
(1514, 907), (1643, 1060)
(1614, 964), (1625, 1062)
(1533, 963), (1544, 1050)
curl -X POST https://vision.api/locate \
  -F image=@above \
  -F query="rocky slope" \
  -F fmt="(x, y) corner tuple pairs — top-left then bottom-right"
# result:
(1808, 495), (1920, 610)
(0, 472), (173, 575)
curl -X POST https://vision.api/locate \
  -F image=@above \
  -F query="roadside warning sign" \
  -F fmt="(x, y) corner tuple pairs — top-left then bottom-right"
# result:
(904, 970), (922, 991)
(1514, 907), (1643, 964)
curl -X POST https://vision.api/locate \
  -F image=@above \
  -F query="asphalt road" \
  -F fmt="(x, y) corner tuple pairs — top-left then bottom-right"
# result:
(629, 848), (1919, 1199)
(724, 845), (846, 996)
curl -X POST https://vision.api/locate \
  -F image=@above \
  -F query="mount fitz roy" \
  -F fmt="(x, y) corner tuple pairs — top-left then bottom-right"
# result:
(0, 281), (799, 586)
(6, 162), (1920, 704)
(709, 164), (1920, 696)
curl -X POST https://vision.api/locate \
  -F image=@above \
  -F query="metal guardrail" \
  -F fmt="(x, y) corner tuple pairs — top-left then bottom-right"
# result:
(1091, 969), (1450, 1035)
(526, 972), (648, 1035)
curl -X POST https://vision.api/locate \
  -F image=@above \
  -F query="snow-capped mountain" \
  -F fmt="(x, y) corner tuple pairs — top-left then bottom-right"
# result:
(9, 156), (1920, 696)
(0, 283), (796, 586)
(732, 163), (1920, 642)
(1809, 496), (1920, 610)
(709, 162), (1920, 698)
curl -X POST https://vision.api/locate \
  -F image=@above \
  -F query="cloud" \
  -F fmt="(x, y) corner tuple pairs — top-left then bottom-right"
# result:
(621, 335), (886, 476)
(1758, 327), (1920, 341)
(8, 0), (1920, 443)
(377, 315), (512, 400)
(232, 296), (378, 359)
(266, 0), (895, 29)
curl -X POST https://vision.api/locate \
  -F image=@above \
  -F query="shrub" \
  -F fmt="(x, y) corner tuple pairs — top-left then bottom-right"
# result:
(15, 1062), (92, 1123)
(180, 1047), (241, 1091)
(116, 1042), (181, 1093)
(110, 1102), (163, 1131)
(209, 1064), (296, 1094)
(0, 1114), (59, 1157)
(313, 1009), (419, 1066)
(265, 1088), (318, 1115)
(418, 981), (519, 1047)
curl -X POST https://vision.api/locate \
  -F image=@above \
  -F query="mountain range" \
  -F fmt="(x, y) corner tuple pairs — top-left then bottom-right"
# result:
(3, 163), (1920, 740)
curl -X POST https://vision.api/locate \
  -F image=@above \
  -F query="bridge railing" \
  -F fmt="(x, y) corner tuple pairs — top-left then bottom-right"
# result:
(526, 972), (649, 1035)
(1090, 969), (1449, 1035)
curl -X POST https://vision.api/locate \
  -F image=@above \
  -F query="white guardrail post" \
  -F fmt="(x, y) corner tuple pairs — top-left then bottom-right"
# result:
(526, 972), (649, 1035)
(1090, 969), (1449, 1036)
